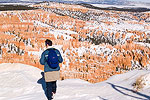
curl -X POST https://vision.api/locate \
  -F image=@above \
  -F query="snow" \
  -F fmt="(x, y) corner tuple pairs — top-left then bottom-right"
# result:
(34, 20), (52, 28)
(49, 29), (75, 40)
(135, 42), (150, 47)
(0, 63), (150, 100)
(0, 63), (47, 100)
(92, 3), (150, 9)
(33, 20), (77, 41)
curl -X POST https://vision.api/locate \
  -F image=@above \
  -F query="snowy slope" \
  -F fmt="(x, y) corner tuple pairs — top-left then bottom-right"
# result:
(55, 70), (150, 100)
(92, 3), (150, 8)
(0, 63), (150, 100)
(0, 63), (47, 100)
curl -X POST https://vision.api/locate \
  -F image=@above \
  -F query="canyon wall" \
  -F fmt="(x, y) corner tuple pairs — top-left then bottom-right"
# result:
(0, 2), (150, 83)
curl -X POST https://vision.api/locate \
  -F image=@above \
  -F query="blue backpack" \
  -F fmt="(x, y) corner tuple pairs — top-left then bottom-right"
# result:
(47, 49), (59, 69)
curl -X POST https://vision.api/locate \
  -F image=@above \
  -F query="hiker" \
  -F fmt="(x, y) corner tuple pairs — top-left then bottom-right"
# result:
(40, 39), (63, 100)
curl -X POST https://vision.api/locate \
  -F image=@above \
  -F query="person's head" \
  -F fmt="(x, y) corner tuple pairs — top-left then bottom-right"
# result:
(45, 39), (52, 47)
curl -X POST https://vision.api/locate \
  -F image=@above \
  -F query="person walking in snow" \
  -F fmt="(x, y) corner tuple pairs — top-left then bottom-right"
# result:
(40, 39), (63, 100)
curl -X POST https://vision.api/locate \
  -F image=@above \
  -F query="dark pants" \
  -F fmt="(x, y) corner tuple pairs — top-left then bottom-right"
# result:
(46, 81), (57, 100)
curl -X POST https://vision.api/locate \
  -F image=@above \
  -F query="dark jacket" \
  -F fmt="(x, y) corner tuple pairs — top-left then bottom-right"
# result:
(40, 47), (63, 72)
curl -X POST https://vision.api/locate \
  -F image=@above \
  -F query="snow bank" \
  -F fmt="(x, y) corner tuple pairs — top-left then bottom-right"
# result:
(0, 63), (150, 100)
(0, 63), (47, 100)
(92, 4), (150, 9)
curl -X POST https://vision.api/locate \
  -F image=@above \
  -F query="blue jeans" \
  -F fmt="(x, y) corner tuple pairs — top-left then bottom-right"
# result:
(46, 81), (57, 100)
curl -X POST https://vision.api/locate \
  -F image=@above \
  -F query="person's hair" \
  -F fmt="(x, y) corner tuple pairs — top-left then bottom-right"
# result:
(45, 39), (52, 46)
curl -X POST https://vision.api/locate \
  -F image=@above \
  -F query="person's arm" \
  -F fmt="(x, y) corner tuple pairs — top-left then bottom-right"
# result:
(40, 51), (46, 65)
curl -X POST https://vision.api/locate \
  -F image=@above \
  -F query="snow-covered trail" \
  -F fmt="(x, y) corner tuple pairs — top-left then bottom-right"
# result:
(0, 63), (150, 100)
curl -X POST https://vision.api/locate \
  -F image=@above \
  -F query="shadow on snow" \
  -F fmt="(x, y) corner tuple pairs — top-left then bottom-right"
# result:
(107, 82), (150, 100)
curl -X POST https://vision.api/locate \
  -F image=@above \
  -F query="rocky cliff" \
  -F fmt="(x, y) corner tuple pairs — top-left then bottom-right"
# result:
(0, 2), (150, 83)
